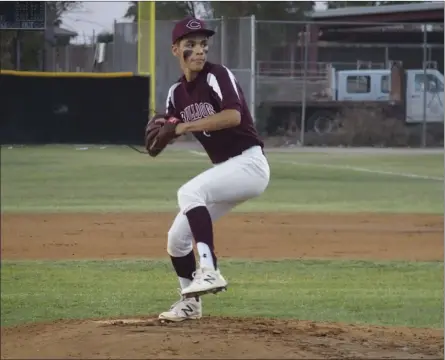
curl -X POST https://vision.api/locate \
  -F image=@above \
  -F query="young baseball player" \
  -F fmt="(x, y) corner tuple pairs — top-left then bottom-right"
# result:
(149, 17), (270, 322)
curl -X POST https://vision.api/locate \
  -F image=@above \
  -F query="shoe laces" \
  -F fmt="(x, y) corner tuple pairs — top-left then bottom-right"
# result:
(191, 268), (205, 283)
(169, 289), (187, 310)
(170, 289), (198, 312)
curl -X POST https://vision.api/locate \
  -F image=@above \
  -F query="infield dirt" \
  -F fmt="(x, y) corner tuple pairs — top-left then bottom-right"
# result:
(2, 212), (444, 359)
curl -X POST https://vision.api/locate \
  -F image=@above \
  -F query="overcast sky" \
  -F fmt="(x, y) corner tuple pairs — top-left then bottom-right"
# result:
(61, 2), (130, 40)
(61, 1), (327, 41)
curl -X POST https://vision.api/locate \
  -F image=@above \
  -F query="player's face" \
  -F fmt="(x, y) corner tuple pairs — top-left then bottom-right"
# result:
(172, 34), (209, 72)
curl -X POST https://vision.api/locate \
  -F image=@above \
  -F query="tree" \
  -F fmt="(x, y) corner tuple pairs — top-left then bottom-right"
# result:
(122, 1), (315, 65)
(124, 1), (212, 22)
(42, 2), (81, 70)
(211, 1), (313, 20)
(97, 32), (114, 44)
(46, 2), (80, 26)
(211, 2), (315, 63)
(326, 1), (424, 8)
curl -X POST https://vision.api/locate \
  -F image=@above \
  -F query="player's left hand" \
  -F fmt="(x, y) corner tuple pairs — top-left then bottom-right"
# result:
(145, 114), (167, 157)
(150, 117), (182, 152)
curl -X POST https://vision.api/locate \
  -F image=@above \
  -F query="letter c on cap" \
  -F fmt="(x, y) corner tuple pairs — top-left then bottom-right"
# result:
(186, 20), (202, 30)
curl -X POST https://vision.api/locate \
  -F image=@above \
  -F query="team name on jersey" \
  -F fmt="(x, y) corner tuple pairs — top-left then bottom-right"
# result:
(180, 102), (216, 123)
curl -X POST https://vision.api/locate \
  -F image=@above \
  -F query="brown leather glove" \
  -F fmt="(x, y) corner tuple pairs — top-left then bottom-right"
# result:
(149, 117), (181, 155)
(144, 114), (166, 157)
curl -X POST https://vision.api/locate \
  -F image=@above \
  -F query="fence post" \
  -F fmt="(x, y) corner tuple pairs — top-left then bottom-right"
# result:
(220, 17), (226, 66)
(64, 45), (69, 71)
(421, 24), (428, 148)
(250, 14), (256, 123)
(112, 20), (117, 72)
(299, 23), (310, 147)
(15, 31), (21, 70)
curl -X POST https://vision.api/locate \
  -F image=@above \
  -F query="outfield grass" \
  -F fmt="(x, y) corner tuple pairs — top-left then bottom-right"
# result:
(1, 145), (443, 213)
(1, 259), (443, 328)
(1, 145), (443, 329)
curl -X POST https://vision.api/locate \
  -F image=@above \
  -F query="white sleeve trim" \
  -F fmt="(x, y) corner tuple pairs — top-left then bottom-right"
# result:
(223, 66), (240, 99)
(207, 73), (223, 101)
(165, 82), (181, 113)
(207, 66), (240, 102)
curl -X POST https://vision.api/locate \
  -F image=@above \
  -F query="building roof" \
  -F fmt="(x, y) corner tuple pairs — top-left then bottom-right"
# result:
(54, 27), (78, 37)
(308, 1), (444, 19)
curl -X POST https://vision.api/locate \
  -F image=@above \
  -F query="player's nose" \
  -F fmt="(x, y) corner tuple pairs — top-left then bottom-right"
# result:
(195, 45), (205, 55)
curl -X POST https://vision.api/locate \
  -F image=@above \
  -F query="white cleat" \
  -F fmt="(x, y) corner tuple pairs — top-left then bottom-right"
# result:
(181, 267), (228, 298)
(158, 293), (202, 322)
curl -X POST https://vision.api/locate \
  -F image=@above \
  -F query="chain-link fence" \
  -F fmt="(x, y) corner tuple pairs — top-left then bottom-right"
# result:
(1, 17), (443, 147)
(253, 20), (443, 147)
(112, 17), (254, 115)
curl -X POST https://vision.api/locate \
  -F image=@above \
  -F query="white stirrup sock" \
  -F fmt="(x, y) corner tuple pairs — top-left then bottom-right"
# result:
(197, 242), (215, 270)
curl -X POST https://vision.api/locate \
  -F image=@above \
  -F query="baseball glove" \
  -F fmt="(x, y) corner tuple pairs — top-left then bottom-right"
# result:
(148, 117), (181, 156)
(144, 114), (166, 157)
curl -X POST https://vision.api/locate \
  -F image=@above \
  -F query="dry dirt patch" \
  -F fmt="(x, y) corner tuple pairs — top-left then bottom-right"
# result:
(1, 316), (442, 359)
(1, 212), (443, 359)
(2, 212), (443, 261)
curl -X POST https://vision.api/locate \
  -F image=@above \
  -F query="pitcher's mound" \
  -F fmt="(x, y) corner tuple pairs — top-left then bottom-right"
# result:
(2, 316), (443, 359)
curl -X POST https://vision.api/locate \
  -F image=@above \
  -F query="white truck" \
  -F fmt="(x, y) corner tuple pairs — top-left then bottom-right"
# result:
(256, 62), (444, 134)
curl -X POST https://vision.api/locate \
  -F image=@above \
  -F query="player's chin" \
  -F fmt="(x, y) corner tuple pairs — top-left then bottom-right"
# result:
(190, 61), (205, 72)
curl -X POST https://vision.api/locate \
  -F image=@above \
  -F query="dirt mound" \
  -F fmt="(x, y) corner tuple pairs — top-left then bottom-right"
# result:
(2, 316), (442, 359)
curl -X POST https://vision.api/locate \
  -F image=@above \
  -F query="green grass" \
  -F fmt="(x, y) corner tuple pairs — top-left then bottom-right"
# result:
(1, 259), (443, 328)
(1, 145), (443, 329)
(1, 145), (443, 213)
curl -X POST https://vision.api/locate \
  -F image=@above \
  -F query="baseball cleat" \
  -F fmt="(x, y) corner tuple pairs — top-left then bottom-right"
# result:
(181, 267), (228, 298)
(158, 292), (202, 322)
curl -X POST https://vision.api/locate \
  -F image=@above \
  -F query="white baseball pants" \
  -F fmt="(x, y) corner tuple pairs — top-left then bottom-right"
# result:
(167, 145), (270, 257)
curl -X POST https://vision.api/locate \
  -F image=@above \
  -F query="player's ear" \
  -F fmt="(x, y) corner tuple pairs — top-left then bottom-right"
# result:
(171, 42), (179, 57)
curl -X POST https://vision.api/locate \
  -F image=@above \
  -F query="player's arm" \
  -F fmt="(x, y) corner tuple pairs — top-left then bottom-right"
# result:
(176, 67), (241, 135)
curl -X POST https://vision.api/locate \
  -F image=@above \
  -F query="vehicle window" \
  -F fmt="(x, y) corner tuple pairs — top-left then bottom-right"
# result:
(415, 74), (444, 92)
(346, 75), (371, 93)
(381, 75), (390, 93)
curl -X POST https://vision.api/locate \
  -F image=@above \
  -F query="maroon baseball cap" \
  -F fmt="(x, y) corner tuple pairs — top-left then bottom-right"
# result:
(171, 17), (215, 44)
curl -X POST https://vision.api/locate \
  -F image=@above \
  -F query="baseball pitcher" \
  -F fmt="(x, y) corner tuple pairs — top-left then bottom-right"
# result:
(145, 17), (270, 322)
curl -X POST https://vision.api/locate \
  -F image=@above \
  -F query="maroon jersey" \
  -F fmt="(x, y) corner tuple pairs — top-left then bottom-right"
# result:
(165, 62), (263, 164)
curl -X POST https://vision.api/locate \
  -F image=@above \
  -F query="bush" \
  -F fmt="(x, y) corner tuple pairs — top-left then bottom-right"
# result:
(303, 105), (410, 147)
(406, 124), (443, 147)
(260, 104), (443, 148)
(339, 106), (409, 147)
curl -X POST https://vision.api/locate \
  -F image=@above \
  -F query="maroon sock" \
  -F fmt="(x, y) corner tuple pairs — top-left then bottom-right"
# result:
(186, 206), (218, 269)
(170, 250), (196, 281)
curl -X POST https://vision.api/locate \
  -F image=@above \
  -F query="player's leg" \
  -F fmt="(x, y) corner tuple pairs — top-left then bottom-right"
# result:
(158, 201), (240, 322)
(179, 146), (269, 298)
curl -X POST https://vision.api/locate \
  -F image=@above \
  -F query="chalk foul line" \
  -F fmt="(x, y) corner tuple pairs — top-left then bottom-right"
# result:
(189, 150), (443, 181)
(288, 161), (444, 181)
(189, 150), (206, 157)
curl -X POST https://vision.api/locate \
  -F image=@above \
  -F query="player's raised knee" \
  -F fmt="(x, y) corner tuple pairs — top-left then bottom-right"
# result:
(167, 228), (193, 257)
(177, 184), (205, 214)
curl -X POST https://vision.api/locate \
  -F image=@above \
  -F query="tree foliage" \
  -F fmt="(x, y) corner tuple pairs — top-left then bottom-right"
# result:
(123, 1), (314, 64)
(326, 1), (424, 8)
(46, 2), (80, 25)
(212, 2), (314, 63)
(125, 1), (313, 22)
(124, 1), (212, 21)
(97, 31), (114, 44)
(211, 1), (313, 20)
